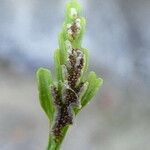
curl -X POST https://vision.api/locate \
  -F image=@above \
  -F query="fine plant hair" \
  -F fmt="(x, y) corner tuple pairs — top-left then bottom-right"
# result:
(36, 0), (103, 149)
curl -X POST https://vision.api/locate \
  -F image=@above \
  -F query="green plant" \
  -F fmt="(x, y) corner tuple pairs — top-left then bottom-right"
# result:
(36, 0), (103, 149)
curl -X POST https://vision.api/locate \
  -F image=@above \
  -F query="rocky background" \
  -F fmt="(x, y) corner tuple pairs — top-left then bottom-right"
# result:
(0, 0), (150, 150)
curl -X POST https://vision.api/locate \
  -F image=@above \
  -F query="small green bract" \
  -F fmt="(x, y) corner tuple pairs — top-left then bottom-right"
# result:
(36, 0), (103, 149)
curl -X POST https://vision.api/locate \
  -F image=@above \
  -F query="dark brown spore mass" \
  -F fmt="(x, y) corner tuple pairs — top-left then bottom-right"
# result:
(51, 48), (84, 142)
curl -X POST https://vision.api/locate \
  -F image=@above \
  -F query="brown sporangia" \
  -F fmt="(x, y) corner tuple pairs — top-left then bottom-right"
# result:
(67, 17), (81, 39)
(51, 48), (85, 142)
(67, 49), (84, 88)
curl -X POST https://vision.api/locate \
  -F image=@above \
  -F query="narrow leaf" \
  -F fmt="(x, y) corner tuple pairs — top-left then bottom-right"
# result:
(80, 48), (89, 81)
(36, 68), (54, 123)
(81, 71), (103, 108)
(58, 33), (67, 64)
(65, 0), (81, 22)
(54, 49), (63, 81)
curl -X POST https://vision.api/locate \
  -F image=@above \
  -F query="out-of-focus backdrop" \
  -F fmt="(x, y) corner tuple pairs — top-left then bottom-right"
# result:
(0, 0), (150, 150)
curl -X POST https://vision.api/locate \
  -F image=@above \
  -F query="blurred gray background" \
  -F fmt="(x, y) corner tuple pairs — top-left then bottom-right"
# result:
(0, 0), (150, 150)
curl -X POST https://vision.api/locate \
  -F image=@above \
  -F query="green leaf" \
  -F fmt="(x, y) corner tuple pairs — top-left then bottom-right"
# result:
(58, 33), (67, 64)
(81, 71), (103, 109)
(80, 48), (89, 81)
(54, 49), (63, 81)
(65, 0), (81, 22)
(36, 68), (54, 123)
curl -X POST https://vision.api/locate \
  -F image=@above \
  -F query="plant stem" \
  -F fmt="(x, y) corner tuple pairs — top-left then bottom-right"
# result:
(47, 110), (81, 150)
(47, 127), (69, 150)
(47, 136), (52, 150)
(36, 0), (103, 149)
